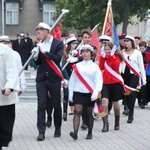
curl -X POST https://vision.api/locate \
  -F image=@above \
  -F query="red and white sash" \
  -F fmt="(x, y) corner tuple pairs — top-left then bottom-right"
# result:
(73, 64), (104, 113)
(124, 57), (140, 78)
(104, 62), (138, 93)
(44, 56), (64, 81)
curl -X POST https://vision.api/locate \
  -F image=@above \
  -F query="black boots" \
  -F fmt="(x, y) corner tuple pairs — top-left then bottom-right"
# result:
(127, 112), (133, 123)
(114, 116), (120, 130)
(102, 115), (109, 132)
(70, 131), (78, 140)
(63, 112), (67, 121)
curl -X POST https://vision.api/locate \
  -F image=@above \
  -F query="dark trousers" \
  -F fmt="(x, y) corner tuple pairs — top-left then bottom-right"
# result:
(137, 85), (147, 105)
(46, 92), (53, 122)
(0, 104), (15, 147)
(122, 73), (139, 115)
(63, 87), (68, 113)
(36, 79), (62, 134)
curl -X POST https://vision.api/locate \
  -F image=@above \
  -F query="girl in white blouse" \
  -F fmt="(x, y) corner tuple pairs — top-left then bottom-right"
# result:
(121, 35), (146, 123)
(69, 44), (103, 140)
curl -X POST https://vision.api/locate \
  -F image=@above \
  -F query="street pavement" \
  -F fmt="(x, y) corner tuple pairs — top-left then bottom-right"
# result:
(3, 67), (150, 150)
(2, 101), (150, 150)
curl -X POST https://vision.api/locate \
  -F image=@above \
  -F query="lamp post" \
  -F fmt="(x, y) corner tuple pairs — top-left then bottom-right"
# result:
(2, 0), (4, 35)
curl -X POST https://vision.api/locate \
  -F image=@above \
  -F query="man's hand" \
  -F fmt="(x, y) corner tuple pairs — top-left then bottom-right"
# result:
(32, 47), (39, 58)
(37, 42), (49, 53)
(3, 88), (11, 96)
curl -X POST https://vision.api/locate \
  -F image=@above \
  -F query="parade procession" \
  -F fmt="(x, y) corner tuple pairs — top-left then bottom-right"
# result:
(0, 0), (150, 149)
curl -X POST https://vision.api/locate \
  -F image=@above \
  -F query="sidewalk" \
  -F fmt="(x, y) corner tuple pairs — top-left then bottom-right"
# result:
(3, 101), (150, 150)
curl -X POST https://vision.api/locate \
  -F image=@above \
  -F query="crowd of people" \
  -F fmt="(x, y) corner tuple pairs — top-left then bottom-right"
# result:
(0, 21), (150, 149)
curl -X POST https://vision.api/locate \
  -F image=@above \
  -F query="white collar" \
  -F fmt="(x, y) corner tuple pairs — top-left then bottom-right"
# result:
(82, 60), (93, 65)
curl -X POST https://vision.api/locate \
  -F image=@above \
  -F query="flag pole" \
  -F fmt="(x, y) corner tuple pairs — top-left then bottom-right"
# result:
(102, 0), (112, 35)
(19, 9), (69, 76)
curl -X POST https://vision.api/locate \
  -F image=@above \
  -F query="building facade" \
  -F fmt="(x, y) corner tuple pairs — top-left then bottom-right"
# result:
(0, 0), (149, 41)
(0, 0), (55, 40)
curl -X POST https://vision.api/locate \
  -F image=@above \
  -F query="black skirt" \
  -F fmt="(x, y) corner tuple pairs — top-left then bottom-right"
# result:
(102, 83), (125, 101)
(73, 92), (95, 107)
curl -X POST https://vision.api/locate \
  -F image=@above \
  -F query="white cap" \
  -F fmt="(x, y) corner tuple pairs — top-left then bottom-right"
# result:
(99, 35), (111, 42)
(124, 35), (135, 42)
(20, 33), (24, 37)
(66, 36), (78, 45)
(36, 22), (51, 31)
(81, 44), (94, 51)
(0, 35), (10, 42)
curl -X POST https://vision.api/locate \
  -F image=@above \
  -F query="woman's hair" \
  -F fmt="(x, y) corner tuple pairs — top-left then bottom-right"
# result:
(81, 49), (96, 61)
(63, 44), (71, 61)
(104, 41), (124, 61)
(104, 41), (114, 49)
(124, 40), (136, 50)
(139, 41), (147, 48)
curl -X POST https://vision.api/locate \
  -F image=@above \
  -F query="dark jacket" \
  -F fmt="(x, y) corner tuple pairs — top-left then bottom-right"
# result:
(35, 38), (64, 82)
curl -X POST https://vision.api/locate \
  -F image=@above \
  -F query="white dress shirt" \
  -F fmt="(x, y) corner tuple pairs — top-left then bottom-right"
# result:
(42, 36), (53, 52)
(69, 60), (103, 94)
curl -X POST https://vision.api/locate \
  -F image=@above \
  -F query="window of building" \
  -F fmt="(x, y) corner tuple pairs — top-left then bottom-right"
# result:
(6, 3), (19, 25)
(43, 3), (55, 26)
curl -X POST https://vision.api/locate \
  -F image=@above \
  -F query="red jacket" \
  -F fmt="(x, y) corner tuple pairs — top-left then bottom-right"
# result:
(144, 52), (150, 69)
(99, 54), (121, 84)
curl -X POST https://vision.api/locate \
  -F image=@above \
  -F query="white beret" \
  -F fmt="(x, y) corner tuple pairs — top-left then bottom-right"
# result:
(66, 36), (78, 45)
(99, 35), (111, 42)
(0, 35), (10, 42)
(124, 35), (135, 42)
(36, 22), (51, 31)
(81, 44), (94, 51)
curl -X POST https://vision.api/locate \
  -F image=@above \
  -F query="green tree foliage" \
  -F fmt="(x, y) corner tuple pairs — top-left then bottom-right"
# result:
(55, 0), (150, 34)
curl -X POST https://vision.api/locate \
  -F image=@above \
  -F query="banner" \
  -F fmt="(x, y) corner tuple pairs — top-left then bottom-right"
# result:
(101, 0), (120, 48)
(52, 23), (61, 40)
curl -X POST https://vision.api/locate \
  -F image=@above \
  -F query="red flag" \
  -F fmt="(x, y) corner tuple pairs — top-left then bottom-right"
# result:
(101, 0), (120, 47)
(90, 29), (101, 63)
(52, 23), (61, 40)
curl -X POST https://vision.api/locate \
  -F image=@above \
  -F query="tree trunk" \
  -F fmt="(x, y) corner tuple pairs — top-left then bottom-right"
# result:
(122, 0), (130, 34)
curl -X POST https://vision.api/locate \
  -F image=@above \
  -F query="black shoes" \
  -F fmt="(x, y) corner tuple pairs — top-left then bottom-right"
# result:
(54, 128), (61, 138)
(127, 113), (133, 123)
(70, 132), (77, 140)
(46, 120), (52, 128)
(81, 124), (88, 130)
(37, 133), (45, 141)
(63, 113), (67, 121)
(141, 104), (145, 109)
(86, 133), (93, 139)
(122, 110), (129, 116)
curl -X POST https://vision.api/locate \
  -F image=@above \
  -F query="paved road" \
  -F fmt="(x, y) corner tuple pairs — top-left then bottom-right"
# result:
(2, 101), (150, 150)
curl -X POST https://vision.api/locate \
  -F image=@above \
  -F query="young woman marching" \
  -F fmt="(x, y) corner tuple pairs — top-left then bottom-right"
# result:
(121, 35), (146, 123)
(62, 36), (78, 121)
(99, 41), (124, 132)
(69, 44), (103, 140)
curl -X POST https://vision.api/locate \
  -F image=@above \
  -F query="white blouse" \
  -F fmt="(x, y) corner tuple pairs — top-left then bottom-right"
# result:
(69, 60), (103, 94)
(121, 49), (146, 85)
